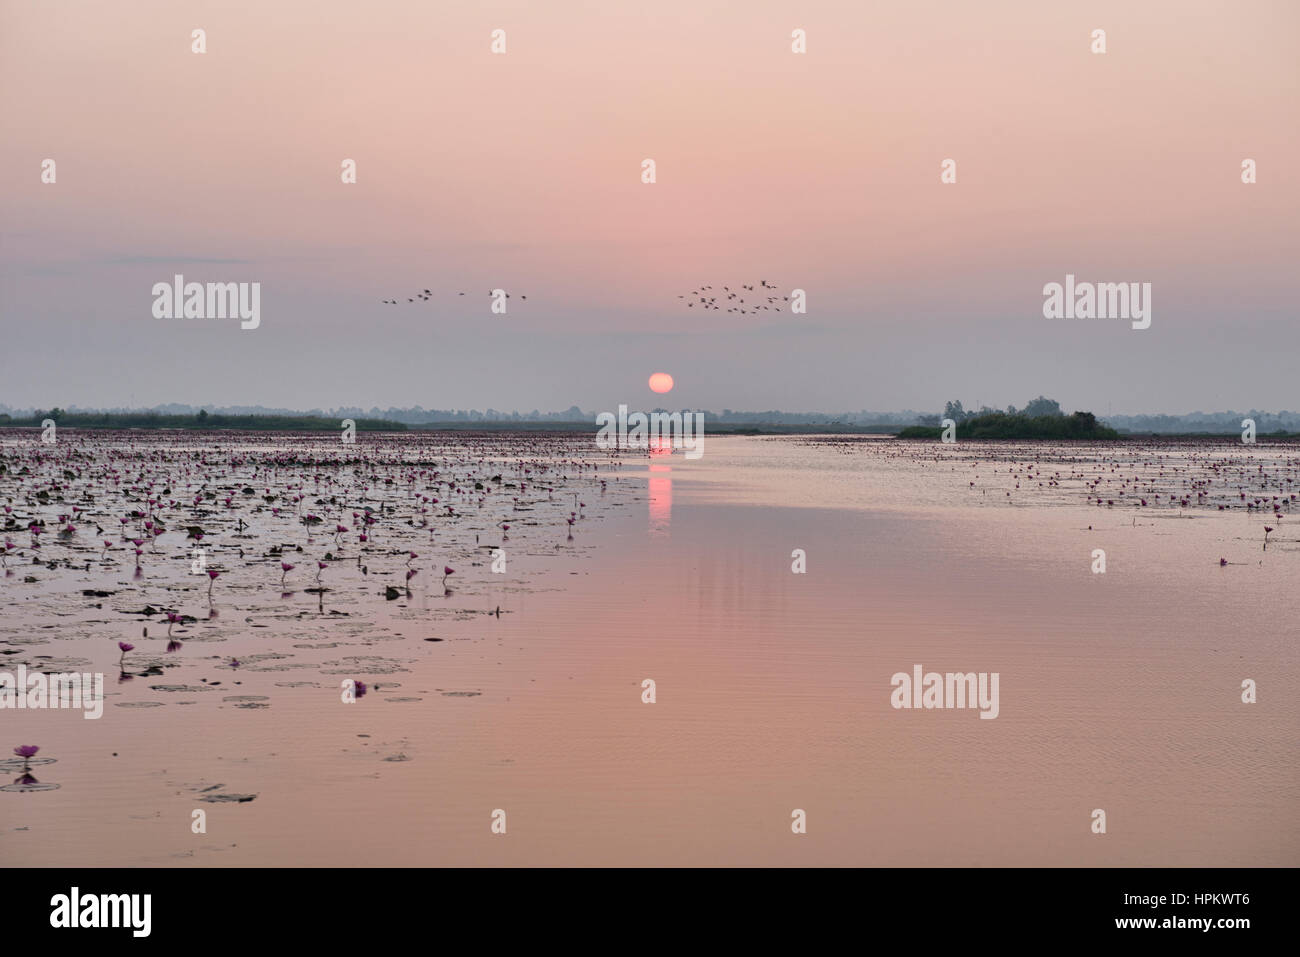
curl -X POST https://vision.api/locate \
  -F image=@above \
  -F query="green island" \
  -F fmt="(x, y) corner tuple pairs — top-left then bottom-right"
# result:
(898, 411), (1120, 440)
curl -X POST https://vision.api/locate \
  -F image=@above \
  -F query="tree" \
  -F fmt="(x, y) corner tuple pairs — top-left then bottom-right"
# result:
(1022, 396), (1062, 418)
(1071, 411), (1098, 430)
(943, 399), (966, 422)
(197, 409), (209, 423)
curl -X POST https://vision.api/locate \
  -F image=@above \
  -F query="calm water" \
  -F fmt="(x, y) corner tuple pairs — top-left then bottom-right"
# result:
(3, 434), (1297, 866)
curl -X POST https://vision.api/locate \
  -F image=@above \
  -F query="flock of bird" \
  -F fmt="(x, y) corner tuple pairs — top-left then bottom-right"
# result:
(380, 289), (526, 305)
(678, 281), (789, 315)
(380, 281), (799, 314)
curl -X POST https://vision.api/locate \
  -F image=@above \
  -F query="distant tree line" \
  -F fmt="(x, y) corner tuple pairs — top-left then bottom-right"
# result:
(0, 411), (406, 431)
(1, 398), (1295, 434)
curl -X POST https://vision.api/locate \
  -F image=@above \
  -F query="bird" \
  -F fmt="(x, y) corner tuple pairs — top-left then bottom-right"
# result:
(678, 281), (782, 314)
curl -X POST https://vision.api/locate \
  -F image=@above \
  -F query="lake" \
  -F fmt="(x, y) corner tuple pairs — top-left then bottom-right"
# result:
(2, 432), (1296, 865)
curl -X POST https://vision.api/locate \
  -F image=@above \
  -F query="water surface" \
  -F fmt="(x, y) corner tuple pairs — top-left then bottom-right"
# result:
(3, 433), (1296, 866)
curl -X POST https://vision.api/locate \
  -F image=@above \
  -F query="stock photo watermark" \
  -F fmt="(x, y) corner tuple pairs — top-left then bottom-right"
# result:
(1042, 274), (1150, 329)
(49, 888), (151, 937)
(0, 666), (104, 719)
(890, 665), (1000, 719)
(595, 405), (705, 459)
(152, 275), (260, 329)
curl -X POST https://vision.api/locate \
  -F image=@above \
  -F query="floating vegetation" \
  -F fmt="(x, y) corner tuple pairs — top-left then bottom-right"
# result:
(0, 429), (635, 812)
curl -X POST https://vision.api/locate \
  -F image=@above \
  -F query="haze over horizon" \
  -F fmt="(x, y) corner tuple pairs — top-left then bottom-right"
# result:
(3, 0), (1297, 414)
(5, 399), (1299, 438)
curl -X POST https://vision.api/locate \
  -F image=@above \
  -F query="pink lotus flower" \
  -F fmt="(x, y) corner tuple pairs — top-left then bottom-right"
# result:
(13, 745), (39, 759)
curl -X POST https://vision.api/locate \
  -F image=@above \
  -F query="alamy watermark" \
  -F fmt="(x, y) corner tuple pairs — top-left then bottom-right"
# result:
(152, 274), (260, 329)
(890, 664), (999, 719)
(50, 887), (150, 937)
(596, 405), (705, 459)
(1043, 274), (1150, 330)
(1, 665), (104, 719)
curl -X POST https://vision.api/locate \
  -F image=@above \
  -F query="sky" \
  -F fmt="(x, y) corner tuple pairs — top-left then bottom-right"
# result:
(1, 0), (1297, 415)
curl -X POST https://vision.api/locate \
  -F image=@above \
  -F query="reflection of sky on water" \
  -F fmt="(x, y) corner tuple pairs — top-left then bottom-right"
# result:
(649, 462), (672, 538)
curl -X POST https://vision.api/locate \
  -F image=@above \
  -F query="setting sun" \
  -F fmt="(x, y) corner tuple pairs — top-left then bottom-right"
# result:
(648, 373), (674, 394)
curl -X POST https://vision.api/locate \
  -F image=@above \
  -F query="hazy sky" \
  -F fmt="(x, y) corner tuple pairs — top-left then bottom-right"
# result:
(2, 0), (1297, 414)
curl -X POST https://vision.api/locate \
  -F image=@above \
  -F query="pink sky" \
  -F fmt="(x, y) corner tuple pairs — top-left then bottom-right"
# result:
(2, 0), (1297, 413)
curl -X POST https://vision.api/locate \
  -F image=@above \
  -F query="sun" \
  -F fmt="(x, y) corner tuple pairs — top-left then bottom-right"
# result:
(648, 373), (674, 394)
